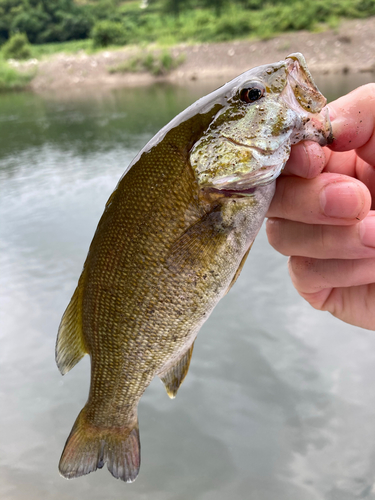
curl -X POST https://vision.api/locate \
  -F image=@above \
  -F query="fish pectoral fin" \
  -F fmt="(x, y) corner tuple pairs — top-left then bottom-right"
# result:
(56, 278), (87, 375)
(166, 207), (228, 273)
(225, 242), (253, 295)
(59, 407), (140, 483)
(159, 342), (195, 399)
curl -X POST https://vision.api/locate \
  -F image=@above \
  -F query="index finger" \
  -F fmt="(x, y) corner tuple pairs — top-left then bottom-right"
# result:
(282, 140), (328, 178)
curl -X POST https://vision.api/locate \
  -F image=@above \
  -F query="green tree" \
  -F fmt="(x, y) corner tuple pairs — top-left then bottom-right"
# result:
(2, 32), (32, 59)
(91, 20), (128, 47)
(201, 0), (228, 16)
(0, 0), (92, 45)
(163, 0), (186, 18)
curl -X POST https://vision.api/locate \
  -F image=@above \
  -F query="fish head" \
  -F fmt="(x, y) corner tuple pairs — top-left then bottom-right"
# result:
(190, 53), (332, 194)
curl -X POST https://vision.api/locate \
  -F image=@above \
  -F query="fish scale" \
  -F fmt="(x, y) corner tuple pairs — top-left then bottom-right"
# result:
(56, 53), (332, 482)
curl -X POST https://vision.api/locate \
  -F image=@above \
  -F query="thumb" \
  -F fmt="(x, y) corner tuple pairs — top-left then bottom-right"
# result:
(328, 84), (375, 167)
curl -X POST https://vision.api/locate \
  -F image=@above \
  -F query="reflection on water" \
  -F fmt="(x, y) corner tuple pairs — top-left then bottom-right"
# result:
(1, 73), (375, 500)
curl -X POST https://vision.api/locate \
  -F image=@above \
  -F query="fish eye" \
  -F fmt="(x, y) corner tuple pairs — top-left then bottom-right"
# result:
(240, 84), (265, 104)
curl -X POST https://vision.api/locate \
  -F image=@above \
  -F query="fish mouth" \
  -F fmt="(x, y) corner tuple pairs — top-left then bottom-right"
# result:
(204, 164), (285, 197)
(191, 53), (332, 197)
(221, 134), (288, 155)
(285, 54), (327, 114)
(203, 186), (258, 198)
(284, 54), (333, 145)
(207, 56), (333, 196)
(206, 134), (290, 194)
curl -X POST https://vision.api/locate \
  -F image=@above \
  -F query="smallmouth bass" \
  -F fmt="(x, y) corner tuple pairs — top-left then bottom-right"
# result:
(56, 53), (332, 482)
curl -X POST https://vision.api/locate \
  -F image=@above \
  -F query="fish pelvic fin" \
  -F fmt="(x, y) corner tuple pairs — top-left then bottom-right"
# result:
(159, 342), (195, 399)
(225, 242), (253, 295)
(56, 278), (87, 375)
(59, 408), (141, 483)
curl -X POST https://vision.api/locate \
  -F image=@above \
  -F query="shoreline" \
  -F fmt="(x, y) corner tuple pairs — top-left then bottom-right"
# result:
(11, 17), (375, 93)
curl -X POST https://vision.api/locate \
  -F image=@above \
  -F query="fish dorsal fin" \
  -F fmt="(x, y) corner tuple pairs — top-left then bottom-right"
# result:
(159, 343), (195, 399)
(56, 277), (87, 375)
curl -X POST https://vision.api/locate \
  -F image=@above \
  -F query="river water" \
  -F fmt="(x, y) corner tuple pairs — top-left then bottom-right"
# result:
(1, 72), (375, 500)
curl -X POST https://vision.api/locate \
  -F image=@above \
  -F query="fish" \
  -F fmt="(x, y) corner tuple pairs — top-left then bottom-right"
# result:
(56, 53), (332, 483)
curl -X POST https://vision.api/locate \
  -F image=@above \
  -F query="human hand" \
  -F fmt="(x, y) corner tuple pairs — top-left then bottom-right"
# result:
(266, 84), (375, 330)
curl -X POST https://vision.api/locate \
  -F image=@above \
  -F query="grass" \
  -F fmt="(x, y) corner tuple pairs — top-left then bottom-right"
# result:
(29, 39), (93, 58)
(109, 50), (186, 76)
(0, 61), (35, 92)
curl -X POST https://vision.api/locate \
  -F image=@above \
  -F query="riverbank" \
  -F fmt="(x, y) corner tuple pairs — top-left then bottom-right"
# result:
(9, 17), (375, 93)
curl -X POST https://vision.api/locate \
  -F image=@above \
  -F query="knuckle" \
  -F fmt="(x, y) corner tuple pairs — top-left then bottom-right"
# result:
(288, 256), (316, 290)
(275, 177), (301, 219)
(364, 83), (375, 101)
(319, 225), (332, 255)
(266, 218), (288, 254)
(349, 83), (375, 102)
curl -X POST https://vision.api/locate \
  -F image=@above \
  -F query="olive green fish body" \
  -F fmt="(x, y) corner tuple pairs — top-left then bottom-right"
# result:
(79, 114), (272, 422)
(56, 53), (332, 482)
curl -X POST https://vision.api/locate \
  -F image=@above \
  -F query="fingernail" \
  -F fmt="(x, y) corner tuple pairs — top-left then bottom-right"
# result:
(360, 216), (375, 247)
(320, 181), (364, 218)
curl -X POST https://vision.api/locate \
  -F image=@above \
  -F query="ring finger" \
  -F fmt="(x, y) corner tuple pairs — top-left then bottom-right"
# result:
(266, 213), (375, 260)
(289, 256), (375, 294)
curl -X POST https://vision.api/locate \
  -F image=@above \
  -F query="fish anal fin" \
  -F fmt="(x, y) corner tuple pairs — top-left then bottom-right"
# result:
(159, 342), (195, 399)
(56, 278), (87, 375)
(59, 408), (140, 483)
(225, 243), (253, 295)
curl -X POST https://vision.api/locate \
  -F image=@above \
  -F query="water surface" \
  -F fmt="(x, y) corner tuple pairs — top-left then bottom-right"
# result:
(1, 73), (375, 500)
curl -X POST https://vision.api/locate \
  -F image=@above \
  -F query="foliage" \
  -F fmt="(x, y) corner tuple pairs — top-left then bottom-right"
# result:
(108, 50), (185, 76)
(0, 0), (92, 45)
(1, 32), (32, 59)
(84, 0), (124, 23)
(1, 0), (375, 50)
(91, 20), (129, 47)
(163, 0), (186, 18)
(80, 0), (375, 46)
(0, 60), (34, 91)
(202, 0), (227, 17)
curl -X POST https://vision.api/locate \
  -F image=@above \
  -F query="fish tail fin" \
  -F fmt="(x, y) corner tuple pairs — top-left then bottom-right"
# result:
(59, 408), (140, 482)
(105, 421), (140, 482)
